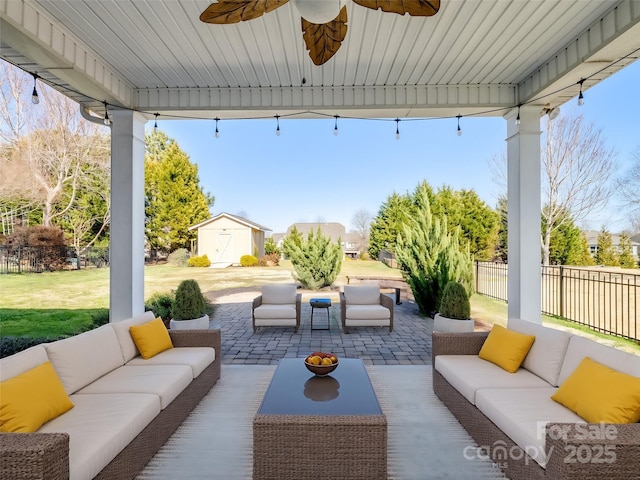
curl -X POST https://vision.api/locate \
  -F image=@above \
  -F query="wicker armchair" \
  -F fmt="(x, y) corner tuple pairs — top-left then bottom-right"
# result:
(252, 284), (301, 333)
(339, 285), (393, 333)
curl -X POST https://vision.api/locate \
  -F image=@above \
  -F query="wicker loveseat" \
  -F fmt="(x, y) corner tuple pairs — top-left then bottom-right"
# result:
(432, 319), (640, 480)
(0, 311), (221, 480)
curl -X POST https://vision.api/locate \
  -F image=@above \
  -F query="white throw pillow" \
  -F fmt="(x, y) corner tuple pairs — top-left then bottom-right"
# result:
(344, 285), (380, 305)
(261, 284), (297, 304)
(44, 325), (124, 394)
(508, 318), (571, 386)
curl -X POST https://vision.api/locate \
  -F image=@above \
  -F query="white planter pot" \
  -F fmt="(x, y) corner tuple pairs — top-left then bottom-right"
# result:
(433, 313), (474, 333)
(169, 314), (210, 330)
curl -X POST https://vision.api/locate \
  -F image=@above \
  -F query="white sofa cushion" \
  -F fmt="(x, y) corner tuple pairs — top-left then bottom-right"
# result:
(435, 355), (551, 404)
(261, 284), (297, 304)
(0, 344), (49, 381)
(558, 335), (640, 385)
(109, 311), (157, 363)
(345, 305), (390, 320)
(508, 318), (572, 386)
(45, 325), (125, 395)
(254, 304), (297, 319)
(126, 347), (215, 378)
(344, 285), (380, 305)
(39, 393), (160, 480)
(475, 387), (585, 468)
(77, 365), (192, 409)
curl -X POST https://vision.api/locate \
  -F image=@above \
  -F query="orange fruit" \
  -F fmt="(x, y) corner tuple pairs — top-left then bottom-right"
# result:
(310, 355), (322, 365)
(321, 357), (333, 366)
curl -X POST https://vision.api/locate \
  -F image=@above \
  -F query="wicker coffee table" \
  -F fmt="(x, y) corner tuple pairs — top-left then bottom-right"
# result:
(253, 358), (387, 480)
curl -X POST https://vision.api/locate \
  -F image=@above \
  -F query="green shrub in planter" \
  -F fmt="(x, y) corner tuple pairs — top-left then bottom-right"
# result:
(145, 292), (175, 323)
(172, 279), (208, 320)
(439, 281), (470, 320)
(187, 254), (211, 267)
(240, 254), (259, 266)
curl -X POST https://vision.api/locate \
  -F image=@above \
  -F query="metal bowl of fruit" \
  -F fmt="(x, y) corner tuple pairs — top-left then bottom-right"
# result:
(304, 352), (339, 376)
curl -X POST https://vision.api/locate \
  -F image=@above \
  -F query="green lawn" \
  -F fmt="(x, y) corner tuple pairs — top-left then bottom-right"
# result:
(0, 259), (399, 338)
(2, 260), (638, 355)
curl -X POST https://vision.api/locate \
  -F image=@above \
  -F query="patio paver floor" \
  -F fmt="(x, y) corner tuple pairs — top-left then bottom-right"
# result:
(208, 287), (489, 365)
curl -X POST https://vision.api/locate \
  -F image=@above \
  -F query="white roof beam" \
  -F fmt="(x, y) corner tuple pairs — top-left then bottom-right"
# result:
(0, 0), (133, 107)
(518, 0), (640, 107)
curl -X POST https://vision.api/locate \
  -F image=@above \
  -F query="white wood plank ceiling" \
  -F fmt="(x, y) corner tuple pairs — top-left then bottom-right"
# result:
(1, 0), (639, 119)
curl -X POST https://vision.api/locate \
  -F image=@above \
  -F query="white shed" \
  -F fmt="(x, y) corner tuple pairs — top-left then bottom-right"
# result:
(189, 213), (270, 265)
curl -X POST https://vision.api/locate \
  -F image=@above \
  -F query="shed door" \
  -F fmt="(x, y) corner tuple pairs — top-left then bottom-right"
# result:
(216, 233), (233, 262)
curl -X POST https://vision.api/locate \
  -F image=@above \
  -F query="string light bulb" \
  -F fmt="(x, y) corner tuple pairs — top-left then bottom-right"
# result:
(275, 115), (281, 136)
(577, 79), (585, 106)
(31, 73), (39, 104)
(333, 115), (339, 136)
(153, 113), (159, 133)
(515, 105), (521, 126)
(214, 117), (220, 138)
(456, 115), (462, 136)
(395, 118), (400, 140)
(103, 101), (110, 126)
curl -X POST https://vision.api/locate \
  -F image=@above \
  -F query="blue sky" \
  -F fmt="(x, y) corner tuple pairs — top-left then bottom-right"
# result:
(157, 60), (640, 235)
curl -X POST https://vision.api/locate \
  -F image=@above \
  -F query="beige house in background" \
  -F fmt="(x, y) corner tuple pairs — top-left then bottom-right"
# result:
(189, 213), (270, 265)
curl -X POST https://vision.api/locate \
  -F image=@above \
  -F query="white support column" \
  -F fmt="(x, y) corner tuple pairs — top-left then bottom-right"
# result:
(110, 110), (147, 322)
(505, 106), (542, 323)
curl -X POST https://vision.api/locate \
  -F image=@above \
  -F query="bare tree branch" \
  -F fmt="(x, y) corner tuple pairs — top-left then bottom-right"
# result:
(540, 112), (617, 264)
(615, 146), (640, 222)
(351, 208), (373, 239)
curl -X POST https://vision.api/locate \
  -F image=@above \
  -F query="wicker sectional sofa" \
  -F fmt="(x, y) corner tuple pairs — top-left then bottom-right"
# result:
(432, 319), (640, 480)
(0, 311), (221, 480)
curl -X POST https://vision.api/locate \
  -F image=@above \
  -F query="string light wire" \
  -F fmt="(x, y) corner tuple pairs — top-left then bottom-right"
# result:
(6, 46), (637, 133)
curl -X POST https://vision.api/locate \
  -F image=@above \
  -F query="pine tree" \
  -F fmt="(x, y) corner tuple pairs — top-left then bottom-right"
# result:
(283, 228), (342, 289)
(395, 183), (473, 316)
(595, 228), (619, 266)
(618, 233), (637, 268)
(282, 225), (303, 259)
(368, 192), (416, 259)
(432, 187), (499, 261)
(144, 131), (214, 255)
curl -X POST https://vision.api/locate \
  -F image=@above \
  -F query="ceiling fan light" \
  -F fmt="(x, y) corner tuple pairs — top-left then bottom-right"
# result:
(293, 0), (346, 24)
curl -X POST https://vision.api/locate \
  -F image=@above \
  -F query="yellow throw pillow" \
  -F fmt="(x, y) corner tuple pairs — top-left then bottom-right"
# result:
(0, 361), (74, 433)
(129, 317), (174, 359)
(551, 357), (640, 423)
(478, 324), (535, 373)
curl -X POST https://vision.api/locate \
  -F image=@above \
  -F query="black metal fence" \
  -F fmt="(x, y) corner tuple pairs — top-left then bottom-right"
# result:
(0, 246), (109, 274)
(475, 261), (640, 342)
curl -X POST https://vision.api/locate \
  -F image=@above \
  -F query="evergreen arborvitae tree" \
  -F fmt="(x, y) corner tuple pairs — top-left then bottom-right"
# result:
(595, 228), (619, 266)
(395, 184), (473, 316)
(283, 228), (342, 289)
(494, 196), (508, 262)
(432, 187), (499, 261)
(282, 225), (303, 259)
(618, 233), (637, 268)
(145, 131), (214, 255)
(368, 192), (416, 259)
